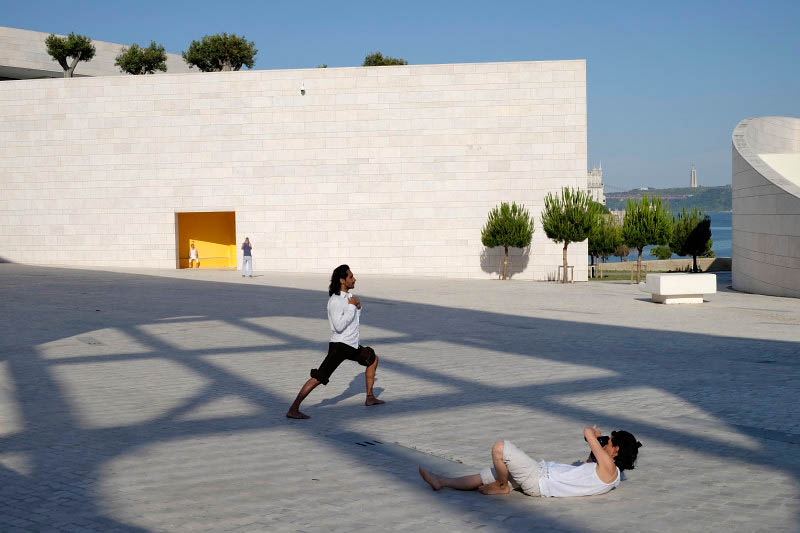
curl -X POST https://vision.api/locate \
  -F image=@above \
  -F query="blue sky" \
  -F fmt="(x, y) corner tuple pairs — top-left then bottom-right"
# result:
(4, 0), (799, 190)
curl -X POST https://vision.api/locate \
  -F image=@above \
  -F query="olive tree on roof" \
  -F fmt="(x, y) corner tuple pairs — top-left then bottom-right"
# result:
(182, 33), (257, 72)
(45, 32), (96, 78)
(115, 42), (168, 75)
(362, 51), (407, 66)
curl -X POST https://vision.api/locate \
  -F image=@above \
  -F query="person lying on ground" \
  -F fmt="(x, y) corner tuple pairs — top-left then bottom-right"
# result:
(419, 425), (641, 497)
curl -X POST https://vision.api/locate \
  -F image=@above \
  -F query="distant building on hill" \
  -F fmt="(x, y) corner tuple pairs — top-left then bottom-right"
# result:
(588, 163), (605, 204)
(690, 165), (698, 188)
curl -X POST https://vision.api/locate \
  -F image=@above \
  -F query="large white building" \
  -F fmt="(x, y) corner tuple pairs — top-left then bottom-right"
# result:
(0, 26), (590, 280)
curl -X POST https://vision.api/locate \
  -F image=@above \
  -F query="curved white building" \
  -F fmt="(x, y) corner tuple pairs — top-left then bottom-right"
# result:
(731, 116), (800, 298)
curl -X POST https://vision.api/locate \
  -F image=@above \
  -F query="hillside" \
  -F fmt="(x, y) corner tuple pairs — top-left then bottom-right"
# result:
(605, 185), (731, 213)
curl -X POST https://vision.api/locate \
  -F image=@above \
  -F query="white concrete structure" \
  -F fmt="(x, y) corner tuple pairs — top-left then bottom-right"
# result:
(731, 117), (800, 298)
(0, 26), (190, 80)
(0, 59), (588, 280)
(639, 273), (717, 304)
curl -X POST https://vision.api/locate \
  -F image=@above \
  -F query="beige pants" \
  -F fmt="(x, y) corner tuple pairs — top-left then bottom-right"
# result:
(479, 440), (542, 496)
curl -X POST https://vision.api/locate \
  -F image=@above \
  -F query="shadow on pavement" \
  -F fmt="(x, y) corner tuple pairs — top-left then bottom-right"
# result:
(0, 264), (797, 531)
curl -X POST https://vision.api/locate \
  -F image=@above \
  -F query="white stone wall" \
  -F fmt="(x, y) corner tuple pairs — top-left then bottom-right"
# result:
(0, 60), (588, 280)
(0, 26), (190, 79)
(731, 117), (800, 298)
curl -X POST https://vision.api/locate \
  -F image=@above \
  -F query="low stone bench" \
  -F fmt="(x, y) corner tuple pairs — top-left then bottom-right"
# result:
(639, 273), (717, 304)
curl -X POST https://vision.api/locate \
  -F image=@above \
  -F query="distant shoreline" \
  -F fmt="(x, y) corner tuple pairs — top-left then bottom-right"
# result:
(605, 185), (731, 213)
(603, 212), (731, 262)
(595, 257), (731, 273)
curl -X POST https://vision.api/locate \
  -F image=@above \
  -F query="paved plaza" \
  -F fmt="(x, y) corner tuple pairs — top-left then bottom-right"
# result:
(1, 263), (799, 532)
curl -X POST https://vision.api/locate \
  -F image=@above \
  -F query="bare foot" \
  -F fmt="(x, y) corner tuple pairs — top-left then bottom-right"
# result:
(365, 395), (385, 406)
(478, 481), (511, 495)
(286, 410), (310, 419)
(418, 466), (442, 491)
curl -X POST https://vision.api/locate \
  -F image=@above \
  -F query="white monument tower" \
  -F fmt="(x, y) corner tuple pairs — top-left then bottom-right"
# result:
(588, 162), (605, 204)
(690, 164), (698, 188)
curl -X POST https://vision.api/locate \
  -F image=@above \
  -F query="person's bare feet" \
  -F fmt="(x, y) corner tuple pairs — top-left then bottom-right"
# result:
(478, 481), (511, 495)
(418, 466), (442, 491)
(286, 409), (310, 419)
(365, 394), (385, 406)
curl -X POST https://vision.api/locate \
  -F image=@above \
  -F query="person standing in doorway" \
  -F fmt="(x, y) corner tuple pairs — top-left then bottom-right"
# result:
(286, 264), (386, 419)
(189, 243), (200, 268)
(241, 237), (253, 277)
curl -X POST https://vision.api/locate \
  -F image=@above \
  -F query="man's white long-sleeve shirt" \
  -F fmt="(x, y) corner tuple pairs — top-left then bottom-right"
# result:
(327, 291), (360, 348)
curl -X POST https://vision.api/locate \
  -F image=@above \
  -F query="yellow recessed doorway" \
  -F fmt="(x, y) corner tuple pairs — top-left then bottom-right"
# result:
(176, 211), (237, 269)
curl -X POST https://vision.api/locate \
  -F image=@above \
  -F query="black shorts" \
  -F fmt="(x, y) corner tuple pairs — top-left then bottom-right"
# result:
(310, 342), (377, 385)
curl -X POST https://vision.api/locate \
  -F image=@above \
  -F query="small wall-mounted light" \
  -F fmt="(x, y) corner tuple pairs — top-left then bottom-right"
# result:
(300, 82), (305, 96)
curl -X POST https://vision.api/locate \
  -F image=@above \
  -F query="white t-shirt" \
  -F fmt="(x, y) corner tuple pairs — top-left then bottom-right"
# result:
(190, 248), (198, 259)
(327, 291), (360, 348)
(538, 461), (620, 497)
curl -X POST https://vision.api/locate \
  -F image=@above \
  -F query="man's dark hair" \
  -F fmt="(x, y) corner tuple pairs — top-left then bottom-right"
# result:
(329, 264), (350, 296)
(611, 430), (642, 471)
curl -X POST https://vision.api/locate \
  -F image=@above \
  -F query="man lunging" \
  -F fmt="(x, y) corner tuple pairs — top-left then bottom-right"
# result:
(286, 264), (386, 419)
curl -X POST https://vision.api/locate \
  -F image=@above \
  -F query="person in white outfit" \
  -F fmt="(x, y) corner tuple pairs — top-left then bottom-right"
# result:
(286, 264), (386, 419)
(419, 425), (641, 497)
(189, 243), (200, 268)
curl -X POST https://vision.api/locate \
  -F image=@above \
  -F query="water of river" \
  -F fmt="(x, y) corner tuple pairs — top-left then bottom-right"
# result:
(604, 211), (732, 262)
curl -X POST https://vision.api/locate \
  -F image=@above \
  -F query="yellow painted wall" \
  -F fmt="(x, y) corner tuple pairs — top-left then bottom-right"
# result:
(177, 212), (236, 268)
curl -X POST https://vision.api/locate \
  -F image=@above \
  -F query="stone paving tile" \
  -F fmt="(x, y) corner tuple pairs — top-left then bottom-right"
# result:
(0, 264), (799, 531)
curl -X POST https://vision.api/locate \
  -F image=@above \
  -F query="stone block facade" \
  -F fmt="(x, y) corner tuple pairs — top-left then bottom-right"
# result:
(0, 60), (588, 279)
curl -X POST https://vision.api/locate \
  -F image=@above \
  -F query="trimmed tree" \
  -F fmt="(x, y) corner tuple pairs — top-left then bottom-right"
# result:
(115, 41), (168, 75)
(622, 194), (672, 283)
(182, 33), (257, 72)
(541, 187), (600, 283)
(44, 32), (96, 78)
(650, 245), (673, 260)
(589, 213), (622, 267)
(587, 201), (613, 266)
(670, 208), (713, 272)
(362, 51), (407, 66)
(481, 202), (535, 280)
(614, 244), (630, 262)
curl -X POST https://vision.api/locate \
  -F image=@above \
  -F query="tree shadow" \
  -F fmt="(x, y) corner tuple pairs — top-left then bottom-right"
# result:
(479, 246), (531, 279)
